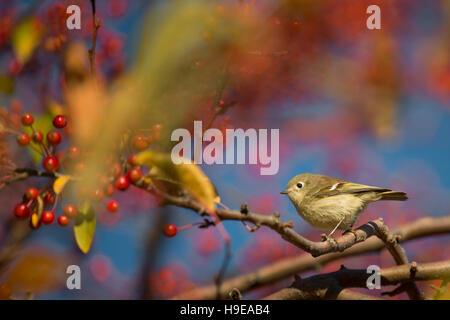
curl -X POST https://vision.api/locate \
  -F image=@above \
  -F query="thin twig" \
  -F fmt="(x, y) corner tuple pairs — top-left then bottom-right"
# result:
(214, 239), (232, 300)
(88, 0), (100, 76)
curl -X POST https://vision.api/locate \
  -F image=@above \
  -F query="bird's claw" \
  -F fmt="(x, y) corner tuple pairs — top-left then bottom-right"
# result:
(343, 228), (358, 239)
(321, 233), (338, 247)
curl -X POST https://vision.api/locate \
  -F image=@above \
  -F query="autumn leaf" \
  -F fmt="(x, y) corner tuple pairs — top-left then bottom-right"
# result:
(53, 175), (72, 195)
(136, 150), (218, 212)
(12, 18), (41, 64)
(73, 201), (96, 254)
(3, 249), (70, 295)
(30, 196), (43, 229)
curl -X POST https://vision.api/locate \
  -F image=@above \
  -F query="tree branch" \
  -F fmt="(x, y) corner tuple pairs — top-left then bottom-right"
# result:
(88, 0), (100, 76)
(376, 221), (423, 299)
(172, 216), (450, 299)
(145, 182), (389, 257)
(263, 260), (450, 300)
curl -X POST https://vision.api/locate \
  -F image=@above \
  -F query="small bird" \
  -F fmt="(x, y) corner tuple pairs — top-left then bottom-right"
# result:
(281, 173), (407, 239)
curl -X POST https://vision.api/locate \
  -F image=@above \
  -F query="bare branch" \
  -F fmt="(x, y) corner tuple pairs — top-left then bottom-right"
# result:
(263, 260), (450, 300)
(375, 221), (422, 299)
(88, 0), (100, 76)
(172, 216), (450, 299)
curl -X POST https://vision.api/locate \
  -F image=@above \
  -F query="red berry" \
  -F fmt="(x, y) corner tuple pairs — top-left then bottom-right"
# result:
(91, 188), (104, 202)
(43, 156), (59, 172)
(53, 115), (67, 128)
(105, 184), (115, 197)
(127, 154), (139, 167)
(32, 131), (44, 143)
(98, 175), (110, 187)
(16, 133), (31, 146)
(67, 146), (80, 159)
(75, 162), (86, 174)
(55, 151), (65, 165)
(43, 193), (54, 205)
(115, 174), (130, 191)
(41, 211), (55, 225)
(219, 99), (226, 107)
(163, 223), (177, 237)
(13, 203), (30, 219)
(106, 200), (119, 212)
(64, 124), (72, 136)
(25, 187), (39, 201)
(131, 134), (148, 151)
(8, 58), (22, 76)
(109, 162), (122, 178)
(127, 168), (142, 183)
(63, 204), (77, 218)
(21, 113), (34, 126)
(47, 130), (62, 146)
(57, 215), (70, 226)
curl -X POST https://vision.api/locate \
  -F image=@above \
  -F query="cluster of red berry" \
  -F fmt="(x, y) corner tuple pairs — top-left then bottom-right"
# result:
(12, 113), (155, 229)
(13, 112), (180, 238)
(14, 114), (75, 227)
(130, 124), (162, 151)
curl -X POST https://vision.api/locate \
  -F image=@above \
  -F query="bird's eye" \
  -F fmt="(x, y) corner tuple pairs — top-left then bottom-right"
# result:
(296, 182), (303, 189)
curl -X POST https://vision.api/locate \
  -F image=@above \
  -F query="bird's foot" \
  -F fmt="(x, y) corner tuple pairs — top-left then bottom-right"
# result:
(321, 233), (338, 247)
(343, 228), (358, 239)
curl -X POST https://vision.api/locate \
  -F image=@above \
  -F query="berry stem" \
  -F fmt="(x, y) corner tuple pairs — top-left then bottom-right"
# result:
(26, 198), (34, 207)
(177, 223), (193, 231)
(51, 194), (59, 212)
(28, 144), (45, 157)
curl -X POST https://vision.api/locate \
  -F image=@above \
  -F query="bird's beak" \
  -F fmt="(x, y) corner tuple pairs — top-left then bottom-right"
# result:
(280, 191), (288, 195)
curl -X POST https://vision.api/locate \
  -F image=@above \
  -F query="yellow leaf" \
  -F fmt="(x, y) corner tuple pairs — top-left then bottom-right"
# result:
(30, 196), (44, 229)
(30, 213), (39, 229)
(136, 151), (217, 212)
(53, 175), (72, 195)
(73, 201), (96, 254)
(12, 18), (41, 64)
(46, 99), (66, 116)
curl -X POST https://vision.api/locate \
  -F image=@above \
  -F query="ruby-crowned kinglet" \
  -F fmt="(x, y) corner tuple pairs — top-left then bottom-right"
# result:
(281, 173), (407, 237)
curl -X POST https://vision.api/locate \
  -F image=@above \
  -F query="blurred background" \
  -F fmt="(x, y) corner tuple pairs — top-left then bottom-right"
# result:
(0, 0), (449, 299)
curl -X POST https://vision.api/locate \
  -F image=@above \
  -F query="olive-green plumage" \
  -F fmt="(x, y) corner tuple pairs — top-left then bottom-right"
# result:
(281, 173), (407, 233)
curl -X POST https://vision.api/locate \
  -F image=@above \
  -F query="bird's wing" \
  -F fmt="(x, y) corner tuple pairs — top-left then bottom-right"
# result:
(312, 182), (391, 198)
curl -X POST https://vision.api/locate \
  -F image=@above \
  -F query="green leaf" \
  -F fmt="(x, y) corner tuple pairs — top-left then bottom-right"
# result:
(73, 201), (96, 254)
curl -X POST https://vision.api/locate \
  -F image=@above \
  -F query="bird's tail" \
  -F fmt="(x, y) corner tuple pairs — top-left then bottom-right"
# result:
(380, 191), (408, 201)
